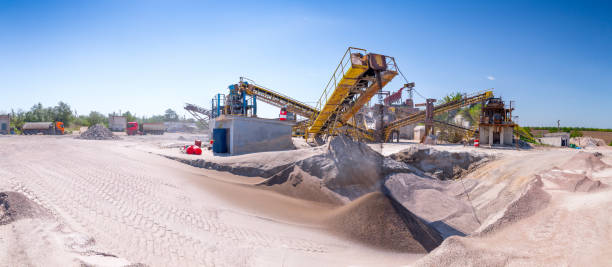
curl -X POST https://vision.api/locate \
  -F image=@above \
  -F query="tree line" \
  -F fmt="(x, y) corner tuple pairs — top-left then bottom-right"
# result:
(6, 102), (194, 130)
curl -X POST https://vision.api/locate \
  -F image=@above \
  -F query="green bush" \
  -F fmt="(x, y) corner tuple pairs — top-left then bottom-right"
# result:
(609, 141), (612, 146)
(570, 130), (583, 138)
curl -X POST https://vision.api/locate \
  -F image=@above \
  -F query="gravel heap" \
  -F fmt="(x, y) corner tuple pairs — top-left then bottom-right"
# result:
(78, 124), (120, 140)
(571, 136), (607, 147)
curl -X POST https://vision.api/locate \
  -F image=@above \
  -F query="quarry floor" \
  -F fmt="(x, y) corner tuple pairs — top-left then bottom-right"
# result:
(1, 133), (611, 267)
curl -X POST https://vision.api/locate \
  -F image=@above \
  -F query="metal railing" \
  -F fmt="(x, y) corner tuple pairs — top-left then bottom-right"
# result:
(311, 47), (367, 122)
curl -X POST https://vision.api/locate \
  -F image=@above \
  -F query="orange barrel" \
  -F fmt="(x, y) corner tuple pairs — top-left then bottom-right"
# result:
(195, 139), (202, 147)
(474, 139), (479, 147)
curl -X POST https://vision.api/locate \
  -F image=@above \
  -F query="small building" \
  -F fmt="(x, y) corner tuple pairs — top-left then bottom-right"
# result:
(209, 115), (293, 155)
(0, 114), (9, 134)
(538, 132), (570, 147)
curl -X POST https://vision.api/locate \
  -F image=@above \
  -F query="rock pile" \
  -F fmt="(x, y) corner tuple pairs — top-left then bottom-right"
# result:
(571, 136), (607, 147)
(78, 124), (119, 140)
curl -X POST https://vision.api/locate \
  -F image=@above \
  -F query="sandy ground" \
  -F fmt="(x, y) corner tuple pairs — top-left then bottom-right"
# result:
(1, 132), (611, 266)
(0, 134), (422, 266)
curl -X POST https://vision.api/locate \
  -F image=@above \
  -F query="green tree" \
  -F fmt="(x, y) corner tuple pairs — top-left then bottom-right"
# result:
(87, 111), (107, 126)
(570, 130), (583, 138)
(53, 101), (74, 125)
(120, 111), (137, 122)
(440, 92), (463, 104)
(164, 109), (179, 121)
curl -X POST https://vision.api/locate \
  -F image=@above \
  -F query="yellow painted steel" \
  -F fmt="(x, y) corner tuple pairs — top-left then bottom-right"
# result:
(308, 63), (368, 133)
(240, 81), (318, 118)
(339, 70), (397, 123)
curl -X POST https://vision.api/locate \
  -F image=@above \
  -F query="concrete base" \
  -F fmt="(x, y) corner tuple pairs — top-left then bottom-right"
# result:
(413, 125), (425, 142)
(210, 116), (293, 155)
(479, 125), (514, 146)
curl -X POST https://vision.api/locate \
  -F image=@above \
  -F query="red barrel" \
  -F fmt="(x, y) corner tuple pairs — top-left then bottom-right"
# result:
(474, 139), (479, 147)
(193, 146), (202, 155)
(195, 139), (202, 147)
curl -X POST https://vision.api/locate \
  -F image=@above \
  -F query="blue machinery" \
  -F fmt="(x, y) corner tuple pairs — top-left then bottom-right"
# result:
(211, 84), (257, 118)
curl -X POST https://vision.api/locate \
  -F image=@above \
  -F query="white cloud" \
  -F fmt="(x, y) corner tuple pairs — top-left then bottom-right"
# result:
(487, 76), (496, 80)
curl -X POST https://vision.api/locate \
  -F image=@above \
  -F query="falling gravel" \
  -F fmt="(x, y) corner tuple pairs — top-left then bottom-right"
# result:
(77, 124), (120, 140)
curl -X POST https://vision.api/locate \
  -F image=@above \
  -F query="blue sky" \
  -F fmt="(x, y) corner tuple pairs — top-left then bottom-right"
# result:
(1, 0), (611, 127)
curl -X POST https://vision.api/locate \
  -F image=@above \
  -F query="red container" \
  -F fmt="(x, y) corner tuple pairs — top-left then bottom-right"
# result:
(474, 139), (479, 147)
(195, 140), (202, 147)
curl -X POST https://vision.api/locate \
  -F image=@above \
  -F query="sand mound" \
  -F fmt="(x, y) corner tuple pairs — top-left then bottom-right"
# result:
(0, 191), (50, 225)
(413, 236), (509, 267)
(384, 173), (481, 237)
(571, 136), (607, 147)
(77, 124), (120, 140)
(390, 147), (490, 180)
(324, 192), (442, 252)
(542, 171), (606, 192)
(258, 135), (384, 202)
(561, 152), (609, 172)
(477, 177), (551, 234)
(259, 165), (346, 204)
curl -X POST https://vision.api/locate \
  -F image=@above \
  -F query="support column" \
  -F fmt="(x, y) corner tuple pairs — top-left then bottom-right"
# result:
(500, 127), (504, 145)
(489, 127), (493, 146)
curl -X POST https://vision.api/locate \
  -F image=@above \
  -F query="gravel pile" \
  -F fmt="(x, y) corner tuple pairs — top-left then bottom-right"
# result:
(571, 136), (607, 147)
(78, 124), (120, 140)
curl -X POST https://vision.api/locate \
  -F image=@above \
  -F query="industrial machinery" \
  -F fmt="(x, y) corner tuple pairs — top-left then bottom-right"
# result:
(211, 83), (257, 118)
(184, 103), (212, 128)
(207, 48), (399, 141)
(22, 122), (65, 135)
(307, 47), (398, 140)
(199, 47), (497, 144)
(478, 97), (516, 145)
(382, 91), (494, 141)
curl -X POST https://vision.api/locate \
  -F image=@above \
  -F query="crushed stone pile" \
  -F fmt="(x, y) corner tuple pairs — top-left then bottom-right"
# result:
(476, 176), (551, 234)
(78, 124), (120, 140)
(414, 151), (612, 267)
(258, 135), (384, 203)
(561, 151), (609, 172)
(324, 192), (442, 253)
(571, 136), (607, 147)
(0, 191), (51, 225)
(538, 152), (608, 192)
(384, 173), (481, 237)
(389, 146), (491, 180)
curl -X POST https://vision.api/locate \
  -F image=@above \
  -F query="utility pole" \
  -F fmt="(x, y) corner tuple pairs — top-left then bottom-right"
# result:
(557, 120), (560, 132)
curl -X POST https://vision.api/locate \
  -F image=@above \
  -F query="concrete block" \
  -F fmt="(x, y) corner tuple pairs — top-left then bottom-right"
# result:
(212, 116), (293, 155)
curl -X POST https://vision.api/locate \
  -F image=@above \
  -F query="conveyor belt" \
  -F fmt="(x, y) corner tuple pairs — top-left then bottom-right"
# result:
(237, 78), (318, 118)
(381, 91), (493, 141)
(308, 47), (398, 136)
